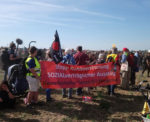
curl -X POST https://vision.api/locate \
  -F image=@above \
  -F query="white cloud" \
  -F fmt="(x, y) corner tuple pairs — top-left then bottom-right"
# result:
(0, 0), (125, 19)
(0, 0), (125, 28)
(0, 14), (68, 27)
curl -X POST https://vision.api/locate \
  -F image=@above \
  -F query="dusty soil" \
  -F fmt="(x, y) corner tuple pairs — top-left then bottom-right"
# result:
(0, 70), (149, 122)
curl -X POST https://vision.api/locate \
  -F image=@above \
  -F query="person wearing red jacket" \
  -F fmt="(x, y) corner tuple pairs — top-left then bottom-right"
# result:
(74, 46), (89, 96)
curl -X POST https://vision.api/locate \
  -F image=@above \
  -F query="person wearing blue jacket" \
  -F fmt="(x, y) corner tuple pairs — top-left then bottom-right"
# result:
(62, 48), (76, 99)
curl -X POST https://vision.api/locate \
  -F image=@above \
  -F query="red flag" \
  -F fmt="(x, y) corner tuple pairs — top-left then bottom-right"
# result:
(50, 30), (63, 64)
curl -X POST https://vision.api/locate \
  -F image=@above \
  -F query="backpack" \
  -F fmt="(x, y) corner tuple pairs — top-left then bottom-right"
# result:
(1, 49), (10, 65)
(18, 57), (29, 78)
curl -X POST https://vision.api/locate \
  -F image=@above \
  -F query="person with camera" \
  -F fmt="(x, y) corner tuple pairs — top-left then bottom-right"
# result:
(9, 42), (21, 65)
(1, 41), (21, 81)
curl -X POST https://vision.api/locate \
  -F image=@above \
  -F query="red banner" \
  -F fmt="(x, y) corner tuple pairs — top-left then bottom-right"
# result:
(40, 61), (120, 89)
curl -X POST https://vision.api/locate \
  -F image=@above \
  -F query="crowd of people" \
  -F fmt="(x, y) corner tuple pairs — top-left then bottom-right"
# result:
(0, 41), (150, 109)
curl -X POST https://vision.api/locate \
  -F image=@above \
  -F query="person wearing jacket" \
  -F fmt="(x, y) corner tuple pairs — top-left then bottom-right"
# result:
(74, 46), (89, 96)
(24, 46), (41, 107)
(121, 48), (131, 90)
(0, 81), (16, 109)
(45, 50), (53, 102)
(62, 48), (76, 99)
(106, 47), (119, 96)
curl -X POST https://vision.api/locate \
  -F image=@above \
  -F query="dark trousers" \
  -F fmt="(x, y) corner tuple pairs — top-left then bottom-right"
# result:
(131, 68), (136, 85)
(0, 99), (16, 109)
(142, 65), (150, 77)
(3, 65), (8, 81)
(62, 88), (72, 97)
(4, 70), (8, 81)
(76, 88), (83, 95)
(46, 89), (51, 101)
(108, 85), (115, 95)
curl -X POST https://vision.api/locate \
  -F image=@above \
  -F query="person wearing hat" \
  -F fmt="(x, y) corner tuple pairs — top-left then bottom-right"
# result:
(62, 48), (76, 99)
(142, 50), (150, 77)
(106, 47), (120, 96)
(121, 48), (131, 89)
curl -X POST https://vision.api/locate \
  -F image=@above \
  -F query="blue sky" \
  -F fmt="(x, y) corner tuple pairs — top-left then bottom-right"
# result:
(0, 0), (150, 50)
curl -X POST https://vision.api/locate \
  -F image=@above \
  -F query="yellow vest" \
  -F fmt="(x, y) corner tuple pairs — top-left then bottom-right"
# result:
(106, 54), (117, 63)
(25, 56), (41, 77)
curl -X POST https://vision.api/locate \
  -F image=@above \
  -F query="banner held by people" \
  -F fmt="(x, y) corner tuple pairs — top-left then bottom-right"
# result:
(50, 30), (63, 64)
(40, 61), (121, 89)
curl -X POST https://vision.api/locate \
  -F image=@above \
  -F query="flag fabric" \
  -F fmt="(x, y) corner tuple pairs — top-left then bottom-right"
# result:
(142, 101), (150, 115)
(50, 30), (63, 64)
(40, 62), (121, 89)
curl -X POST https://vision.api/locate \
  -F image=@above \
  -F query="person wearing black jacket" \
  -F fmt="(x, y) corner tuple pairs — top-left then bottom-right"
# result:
(0, 81), (16, 109)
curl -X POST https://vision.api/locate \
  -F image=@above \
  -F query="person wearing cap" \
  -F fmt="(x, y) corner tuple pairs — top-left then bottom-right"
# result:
(106, 47), (120, 96)
(121, 48), (131, 89)
(62, 48), (76, 99)
(142, 50), (150, 77)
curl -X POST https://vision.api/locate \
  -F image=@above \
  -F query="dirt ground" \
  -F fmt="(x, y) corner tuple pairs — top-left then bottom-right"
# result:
(0, 70), (149, 122)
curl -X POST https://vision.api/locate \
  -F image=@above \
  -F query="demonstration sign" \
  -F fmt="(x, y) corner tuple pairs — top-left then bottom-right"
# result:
(40, 61), (120, 89)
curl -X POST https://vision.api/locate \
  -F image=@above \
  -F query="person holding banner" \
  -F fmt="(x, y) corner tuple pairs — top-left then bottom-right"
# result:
(24, 46), (41, 107)
(106, 47), (120, 96)
(74, 46), (89, 96)
(45, 50), (53, 102)
(62, 48), (76, 99)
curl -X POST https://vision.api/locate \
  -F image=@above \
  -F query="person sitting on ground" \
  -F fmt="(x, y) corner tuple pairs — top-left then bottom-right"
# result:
(0, 81), (16, 109)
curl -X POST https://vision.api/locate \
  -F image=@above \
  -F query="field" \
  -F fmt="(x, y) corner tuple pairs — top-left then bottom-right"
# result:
(0, 70), (149, 122)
